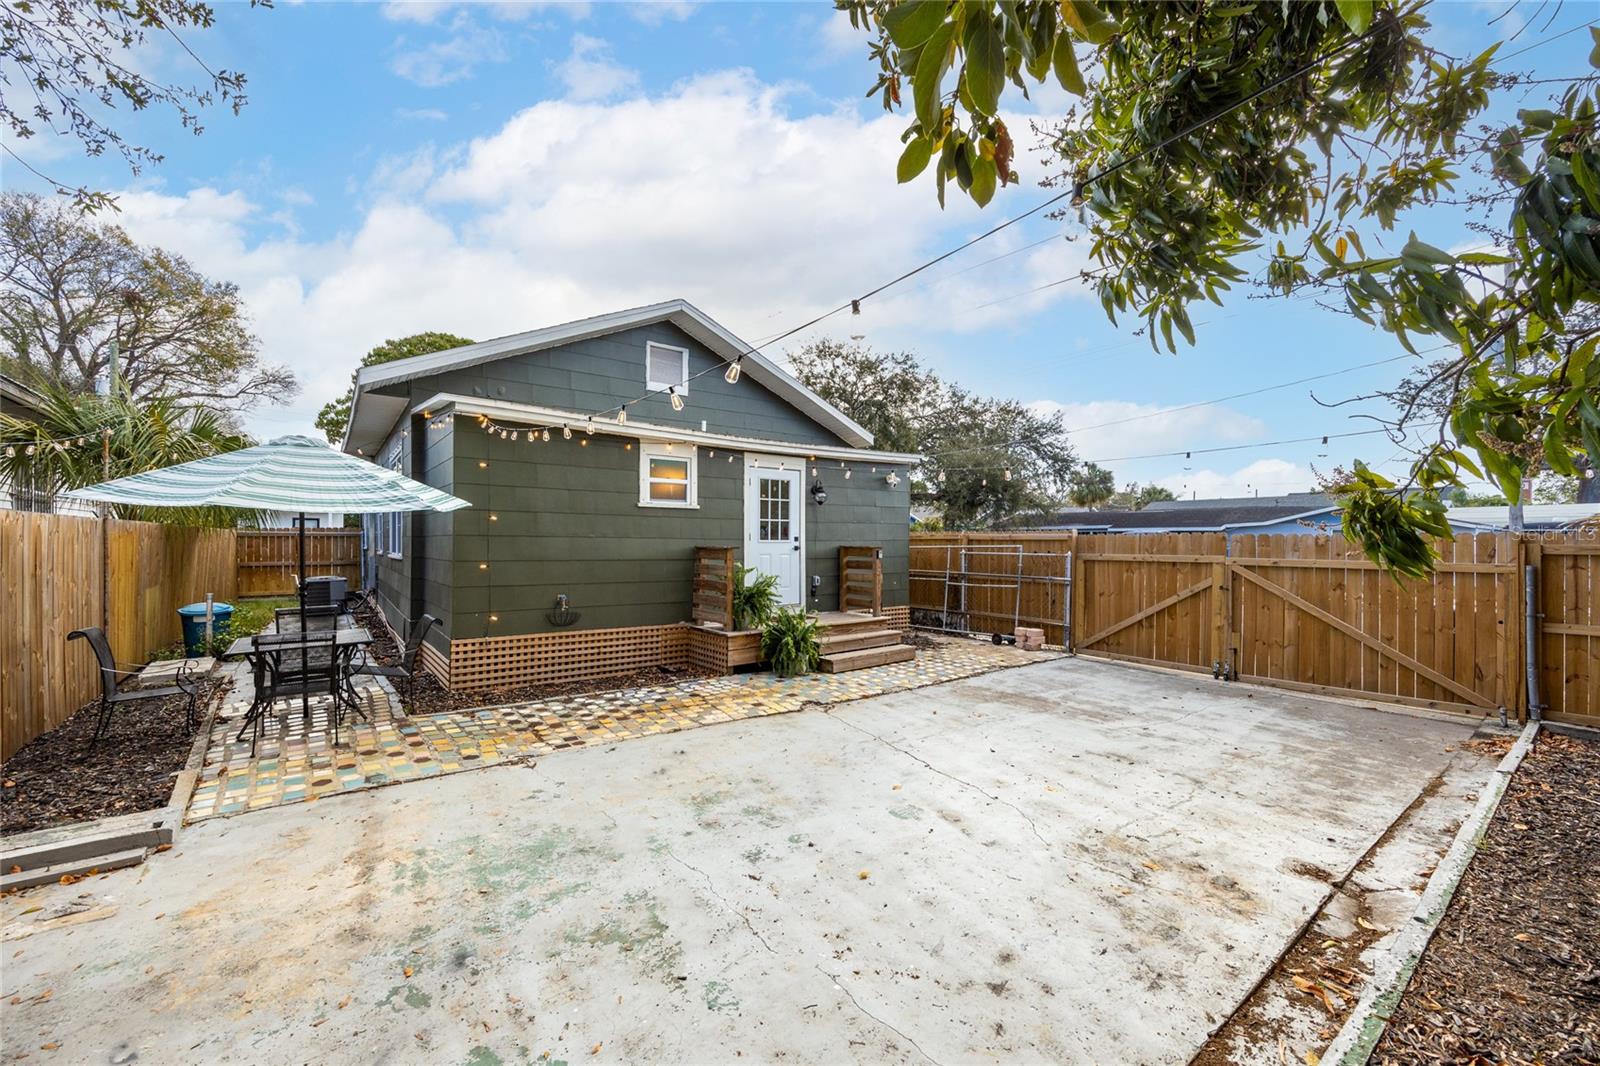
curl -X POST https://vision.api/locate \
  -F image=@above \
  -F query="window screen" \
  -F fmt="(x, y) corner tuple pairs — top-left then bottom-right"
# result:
(646, 342), (687, 392)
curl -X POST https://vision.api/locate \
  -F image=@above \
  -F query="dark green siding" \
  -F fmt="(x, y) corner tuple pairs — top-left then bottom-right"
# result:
(363, 318), (909, 646)
(446, 429), (909, 637)
(403, 322), (849, 447)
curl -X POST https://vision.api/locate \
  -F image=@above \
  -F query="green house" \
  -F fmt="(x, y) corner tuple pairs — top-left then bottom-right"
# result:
(341, 300), (916, 687)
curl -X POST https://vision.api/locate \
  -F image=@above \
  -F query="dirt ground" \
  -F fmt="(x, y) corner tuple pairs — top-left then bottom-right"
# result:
(1, 679), (220, 836)
(1, 657), (1493, 1064)
(1371, 730), (1600, 1066)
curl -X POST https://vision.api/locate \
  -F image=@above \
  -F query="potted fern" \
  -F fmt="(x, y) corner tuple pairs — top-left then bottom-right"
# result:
(733, 564), (780, 631)
(762, 607), (820, 678)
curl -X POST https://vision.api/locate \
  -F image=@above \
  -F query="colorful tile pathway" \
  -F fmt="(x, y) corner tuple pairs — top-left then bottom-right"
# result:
(187, 637), (1058, 822)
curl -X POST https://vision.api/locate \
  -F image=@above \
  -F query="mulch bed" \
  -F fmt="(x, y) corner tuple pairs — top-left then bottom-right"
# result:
(1, 679), (220, 837)
(1372, 731), (1600, 1066)
(352, 602), (716, 716)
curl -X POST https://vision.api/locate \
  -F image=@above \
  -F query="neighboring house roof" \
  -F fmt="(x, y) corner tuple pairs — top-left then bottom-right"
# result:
(1141, 491), (1333, 513)
(1446, 503), (1600, 529)
(0, 374), (46, 420)
(343, 300), (875, 456)
(1016, 500), (1341, 532)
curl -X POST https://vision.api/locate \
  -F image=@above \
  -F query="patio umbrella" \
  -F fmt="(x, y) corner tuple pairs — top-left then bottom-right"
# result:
(68, 434), (470, 717)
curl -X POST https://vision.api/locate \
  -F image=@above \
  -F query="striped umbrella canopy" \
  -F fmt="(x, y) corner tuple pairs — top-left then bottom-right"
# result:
(67, 434), (470, 514)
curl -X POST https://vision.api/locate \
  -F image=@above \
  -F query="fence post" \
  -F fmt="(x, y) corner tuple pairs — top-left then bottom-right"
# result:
(1210, 560), (1226, 673)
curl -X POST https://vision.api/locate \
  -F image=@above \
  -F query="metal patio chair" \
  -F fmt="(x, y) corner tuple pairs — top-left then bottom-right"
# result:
(240, 629), (342, 751)
(67, 627), (199, 751)
(349, 613), (438, 713)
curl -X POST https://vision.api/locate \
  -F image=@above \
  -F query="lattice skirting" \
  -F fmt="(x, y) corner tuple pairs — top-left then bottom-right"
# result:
(882, 605), (911, 632)
(444, 624), (692, 691)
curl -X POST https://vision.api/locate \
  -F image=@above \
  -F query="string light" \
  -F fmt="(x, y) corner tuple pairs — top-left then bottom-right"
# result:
(617, 406), (627, 424)
(542, 428), (550, 442)
(563, 425), (572, 439)
(669, 387), (684, 412)
(724, 359), (741, 384)
(478, 562), (488, 570)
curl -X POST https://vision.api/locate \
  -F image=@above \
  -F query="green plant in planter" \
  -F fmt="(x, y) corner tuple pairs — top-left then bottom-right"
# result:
(762, 606), (820, 678)
(733, 564), (780, 632)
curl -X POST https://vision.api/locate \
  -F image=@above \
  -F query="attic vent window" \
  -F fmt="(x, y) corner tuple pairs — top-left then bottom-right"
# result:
(646, 341), (689, 396)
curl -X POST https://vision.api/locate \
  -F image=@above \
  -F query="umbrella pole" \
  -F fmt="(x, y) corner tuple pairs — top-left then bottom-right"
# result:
(299, 511), (310, 722)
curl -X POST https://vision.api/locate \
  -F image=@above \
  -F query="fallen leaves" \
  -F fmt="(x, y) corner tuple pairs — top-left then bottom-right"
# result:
(857, 870), (870, 880)
(1356, 916), (1387, 933)
(591, 1042), (603, 1056)
(402, 967), (414, 979)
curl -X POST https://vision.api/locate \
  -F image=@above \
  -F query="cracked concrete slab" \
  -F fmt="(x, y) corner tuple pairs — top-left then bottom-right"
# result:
(0, 655), (1489, 1065)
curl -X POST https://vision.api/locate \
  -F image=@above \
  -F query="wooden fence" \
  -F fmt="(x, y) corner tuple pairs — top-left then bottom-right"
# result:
(911, 530), (1599, 728)
(691, 546), (736, 629)
(2, 512), (237, 760)
(235, 529), (362, 597)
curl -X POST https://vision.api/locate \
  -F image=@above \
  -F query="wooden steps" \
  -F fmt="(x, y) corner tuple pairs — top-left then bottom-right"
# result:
(819, 643), (915, 673)
(819, 628), (904, 654)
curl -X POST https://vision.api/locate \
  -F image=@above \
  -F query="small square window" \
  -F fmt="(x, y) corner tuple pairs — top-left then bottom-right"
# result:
(646, 341), (689, 394)
(639, 442), (697, 508)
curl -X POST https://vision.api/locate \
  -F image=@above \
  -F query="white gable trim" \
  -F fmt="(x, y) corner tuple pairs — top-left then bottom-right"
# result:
(416, 394), (919, 466)
(344, 299), (873, 453)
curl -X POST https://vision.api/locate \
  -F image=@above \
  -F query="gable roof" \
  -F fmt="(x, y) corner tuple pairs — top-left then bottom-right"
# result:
(342, 300), (874, 456)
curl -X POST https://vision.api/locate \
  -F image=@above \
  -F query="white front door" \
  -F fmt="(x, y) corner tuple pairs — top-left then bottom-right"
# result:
(745, 462), (804, 606)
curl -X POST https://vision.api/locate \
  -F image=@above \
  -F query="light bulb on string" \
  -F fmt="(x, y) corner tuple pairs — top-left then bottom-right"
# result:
(724, 360), (741, 384)
(669, 388), (684, 412)
(617, 406), (627, 424)
(542, 428), (550, 442)
(563, 425), (571, 440)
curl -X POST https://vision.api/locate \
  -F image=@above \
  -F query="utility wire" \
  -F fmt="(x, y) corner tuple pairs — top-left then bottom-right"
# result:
(1082, 428), (1387, 464)
(575, 22), (1383, 425)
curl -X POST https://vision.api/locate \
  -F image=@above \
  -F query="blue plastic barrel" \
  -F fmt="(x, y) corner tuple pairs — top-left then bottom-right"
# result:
(178, 602), (234, 657)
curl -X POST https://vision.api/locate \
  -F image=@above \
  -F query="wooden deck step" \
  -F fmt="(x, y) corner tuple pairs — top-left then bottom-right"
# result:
(819, 643), (916, 673)
(819, 628), (904, 654)
(814, 612), (895, 637)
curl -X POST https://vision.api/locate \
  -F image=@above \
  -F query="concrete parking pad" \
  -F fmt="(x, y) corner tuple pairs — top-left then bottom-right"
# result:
(0, 656), (1491, 1065)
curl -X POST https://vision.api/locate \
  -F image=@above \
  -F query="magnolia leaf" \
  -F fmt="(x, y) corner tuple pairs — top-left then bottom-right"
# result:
(1334, 0), (1373, 33)
(883, 0), (949, 50)
(970, 154), (997, 205)
(962, 9), (1005, 117)
(913, 21), (956, 129)
(897, 136), (933, 183)
(1052, 33), (1085, 95)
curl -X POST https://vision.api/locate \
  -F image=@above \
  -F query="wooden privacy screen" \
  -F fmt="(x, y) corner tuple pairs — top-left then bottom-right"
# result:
(236, 529), (361, 597)
(839, 546), (883, 615)
(911, 529), (1598, 726)
(691, 546), (736, 629)
(2, 512), (236, 759)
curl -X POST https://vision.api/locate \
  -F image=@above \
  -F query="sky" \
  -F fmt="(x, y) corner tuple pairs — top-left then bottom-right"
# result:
(2, 0), (1593, 501)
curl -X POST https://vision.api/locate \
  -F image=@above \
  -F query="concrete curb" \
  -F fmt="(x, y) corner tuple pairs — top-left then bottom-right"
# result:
(1319, 720), (1541, 1065)
(0, 674), (230, 891)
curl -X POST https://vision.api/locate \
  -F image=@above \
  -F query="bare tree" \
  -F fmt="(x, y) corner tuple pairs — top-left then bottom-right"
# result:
(0, 192), (294, 408)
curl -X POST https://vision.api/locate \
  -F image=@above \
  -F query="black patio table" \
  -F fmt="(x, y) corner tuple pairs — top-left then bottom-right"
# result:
(224, 628), (374, 747)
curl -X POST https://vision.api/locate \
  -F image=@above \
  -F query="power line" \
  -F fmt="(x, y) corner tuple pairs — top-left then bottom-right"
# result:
(1083, 428), (1388, 464)
(575, 22), (1383, 426)
(1058, 348), (1444, 436)
(1499, 19), (1596, 61)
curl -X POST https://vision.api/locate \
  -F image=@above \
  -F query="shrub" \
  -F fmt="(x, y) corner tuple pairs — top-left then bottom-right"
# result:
(762, 607), (820, 678)
(733, 564), (780, 631)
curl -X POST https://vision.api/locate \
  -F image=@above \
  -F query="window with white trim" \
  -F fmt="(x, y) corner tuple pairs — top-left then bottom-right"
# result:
(384, 441), (405, 557)
(639, 442), (697, 508)
(645, 341), (689, 394)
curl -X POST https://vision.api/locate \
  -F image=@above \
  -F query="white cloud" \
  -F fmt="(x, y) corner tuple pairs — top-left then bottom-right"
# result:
(384, 1), (588, 24)
(1024, 399), (1266, 471)
(629, 1), (696, 26)
(553, 34), (639, 101)
(819, 9), (865, 61)
(390, 14), (507, 87)
(1154, 459), (1321, 501)
(396, 107), (450, 122)
(106, 68), (1066, 439)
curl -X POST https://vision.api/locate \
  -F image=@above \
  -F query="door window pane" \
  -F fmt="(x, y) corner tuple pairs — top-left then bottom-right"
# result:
(760, 477), (791, 541)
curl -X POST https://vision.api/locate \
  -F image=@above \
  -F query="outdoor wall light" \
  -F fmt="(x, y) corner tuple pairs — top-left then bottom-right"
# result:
(886, 472), (901, 487)
(810, 480), (828, 506)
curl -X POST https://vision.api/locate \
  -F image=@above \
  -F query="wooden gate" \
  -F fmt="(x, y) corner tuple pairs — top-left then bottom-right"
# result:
(1226, 532), (1516, 713)
(1531, 534), (1599, 726)
(1071, 533), (1225, 672)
